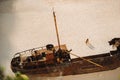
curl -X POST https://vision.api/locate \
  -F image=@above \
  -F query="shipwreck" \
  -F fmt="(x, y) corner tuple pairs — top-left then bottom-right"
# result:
(11, 10), (120, 77)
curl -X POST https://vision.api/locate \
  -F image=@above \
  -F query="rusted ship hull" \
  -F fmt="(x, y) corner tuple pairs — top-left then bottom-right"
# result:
(10, 10), (120, 77)
(11, 51), (120, 77)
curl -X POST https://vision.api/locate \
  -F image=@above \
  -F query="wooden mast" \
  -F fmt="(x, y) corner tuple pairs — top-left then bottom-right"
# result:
(53, 9), (61, 49)
(52, 9), (103, 68)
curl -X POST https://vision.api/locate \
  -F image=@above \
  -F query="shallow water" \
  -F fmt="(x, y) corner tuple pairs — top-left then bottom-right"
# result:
(0, 0), (120, 80)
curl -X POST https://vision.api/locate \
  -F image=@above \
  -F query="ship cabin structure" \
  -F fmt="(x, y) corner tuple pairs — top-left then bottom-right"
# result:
(10, 9), (120, 77)
(11, 44), (71, 72)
